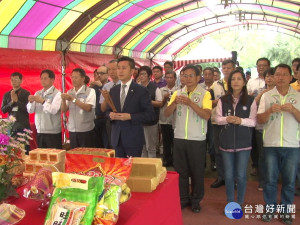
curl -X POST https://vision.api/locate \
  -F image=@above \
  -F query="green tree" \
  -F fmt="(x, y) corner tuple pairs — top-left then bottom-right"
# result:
(210, 30), (300, 70)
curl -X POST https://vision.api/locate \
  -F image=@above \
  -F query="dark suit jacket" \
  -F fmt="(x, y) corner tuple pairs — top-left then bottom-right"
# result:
(1, 88), (30, 131)
(109, 81), (154, 148)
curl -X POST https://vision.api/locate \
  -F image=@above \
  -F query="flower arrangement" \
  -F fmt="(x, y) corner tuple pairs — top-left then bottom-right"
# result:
(0, 115), (32, 201)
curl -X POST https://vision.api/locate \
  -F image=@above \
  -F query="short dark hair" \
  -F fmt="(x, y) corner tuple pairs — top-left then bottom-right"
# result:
(182, 64), (200, 76)
(222, 59), (235, 67)
(256, 57), (271, 67)
(236, 66), (244, 72)
(72, 68), (86, 78)
(164, 61), (173, 68)
(165, 70), (177, 79)
(195, 64), (203, 71)
(117, 56), (135, 69)
(245, 71), (251, 75)
(263, 68), (275, 79)
(109, 59), (118, 64)
(292, 58), (300, 64)
(11, 72), (23, 80)
(84, 75), (90, 85)
(297, 63), (300, 71)
(274, 63), (292, 76)
(40, 69), (55, 79)
(137, 66), (152, 78)
(152, 65), (163, 72)
(213, 68), (221, 74)
(203, 67), (214, 74)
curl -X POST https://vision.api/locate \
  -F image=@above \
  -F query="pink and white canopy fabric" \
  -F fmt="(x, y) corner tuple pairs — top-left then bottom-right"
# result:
(174, 58), (232, 69)
(0, 0), (299, 58)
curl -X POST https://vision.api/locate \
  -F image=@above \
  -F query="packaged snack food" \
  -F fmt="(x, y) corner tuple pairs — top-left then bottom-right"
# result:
(65, 155), (133, 225)
(45, 200), (88, 225)
(94, 185), (121, 225)
(65, 155), (132, 187)
(44, 172), (104, 225)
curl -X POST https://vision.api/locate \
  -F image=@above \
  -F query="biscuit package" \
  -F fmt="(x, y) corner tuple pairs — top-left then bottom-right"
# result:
(44, 172), (104, 225)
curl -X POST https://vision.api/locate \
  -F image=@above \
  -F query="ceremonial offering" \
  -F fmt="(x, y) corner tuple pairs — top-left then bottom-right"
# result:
(94, 185), (121, 225)
(65, 154), (132, 186)
(0, 203), (25, 225)
(23, 148), (65, 183)
(101, 90), (117, 112)
(119, 183), (131, 204)
(68, 148), (115, 158)
(44, 172), (104, 225)
(23, 167), (53, 201)
(127, 158), (167, 192)
(66, 155), (132, 225)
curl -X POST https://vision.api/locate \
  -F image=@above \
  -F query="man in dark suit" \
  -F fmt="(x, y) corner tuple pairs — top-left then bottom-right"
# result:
(105, 56), (154, 157)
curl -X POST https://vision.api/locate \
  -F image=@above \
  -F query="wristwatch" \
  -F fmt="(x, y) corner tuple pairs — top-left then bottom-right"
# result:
(72, 98), (76, 104)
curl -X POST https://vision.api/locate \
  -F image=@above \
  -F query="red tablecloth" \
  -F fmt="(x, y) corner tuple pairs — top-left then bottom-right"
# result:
(12, 171), (182, 225)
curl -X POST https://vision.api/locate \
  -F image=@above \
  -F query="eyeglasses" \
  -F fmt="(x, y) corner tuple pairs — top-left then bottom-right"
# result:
(96, 72), (107, 75)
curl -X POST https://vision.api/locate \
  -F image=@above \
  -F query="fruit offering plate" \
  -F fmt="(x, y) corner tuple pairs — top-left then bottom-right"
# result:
(0, 203), (25, 225)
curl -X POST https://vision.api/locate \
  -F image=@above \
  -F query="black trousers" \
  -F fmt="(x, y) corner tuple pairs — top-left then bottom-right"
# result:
(115, 135), (143, 158)
(69, 130), (95, 149)
(213, 125), (224, 181)
(94, 118), (108, 148)
(250, 129), (259, 168)
(173, 138), (206, 205)
(160, 124), (174, 164)
(37, 133), (62, 149)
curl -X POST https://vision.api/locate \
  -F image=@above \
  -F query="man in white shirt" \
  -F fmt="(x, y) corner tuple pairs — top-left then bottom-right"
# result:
(159, 71), (178, 166)
(61, 68), (96, 149)
(247, 57), (270, 97)
(257, 64), (300, 224)
(200, 67), (215, 170)
(247, 57), (271, 177)
(210, 60), (235, 188)
(27, 69), (62, 149)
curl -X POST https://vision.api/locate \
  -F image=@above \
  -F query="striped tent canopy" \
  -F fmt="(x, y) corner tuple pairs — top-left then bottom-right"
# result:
(174, 58), (232, 69)
(0, 0), (299, 59)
